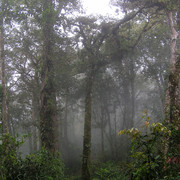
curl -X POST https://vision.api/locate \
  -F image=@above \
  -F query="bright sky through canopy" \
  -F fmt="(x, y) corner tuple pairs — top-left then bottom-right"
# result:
(82, 0), (116, 16)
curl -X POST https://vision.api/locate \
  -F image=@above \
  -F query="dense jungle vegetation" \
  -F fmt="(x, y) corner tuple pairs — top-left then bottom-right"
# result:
(0, 0), (180, 179)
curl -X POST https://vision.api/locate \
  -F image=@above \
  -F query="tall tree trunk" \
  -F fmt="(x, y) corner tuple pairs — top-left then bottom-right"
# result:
(32, 126), (38, 152)
(40, 0), (59, 152)
(64, 92), (68, 144)
(130, 56), (135, 127)
(32, 91), (39, 152)
(82, 67), (94, 180)
(165, 11), (180, 124)
(106, 108), (114, 158)
(113, 104), (118, 159)
(62, 93), (69, 163)
(33, 68), (40, 152)
(100, 105), (105, 162)
(0, 0), (9, 135)
(122, 80), (133, 129)
(27, 128), (33, 153)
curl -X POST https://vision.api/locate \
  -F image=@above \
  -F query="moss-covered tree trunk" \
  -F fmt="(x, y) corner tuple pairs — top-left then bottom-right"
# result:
(82, 66), (94, 180)
(40, 0), (59, 152)
(0, 0), (9, 135)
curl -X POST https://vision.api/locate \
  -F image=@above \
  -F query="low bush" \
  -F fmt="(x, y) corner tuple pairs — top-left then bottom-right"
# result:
(19, 148), (64, 180)
(91, 161), (128, 180)
(0, 134), (23, 179)
(119, 111), (180, 179)
(0, 132), (64, 180)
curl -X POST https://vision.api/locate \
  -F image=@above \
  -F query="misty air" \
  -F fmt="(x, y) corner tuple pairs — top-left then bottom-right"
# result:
(0, 0), (180, 180)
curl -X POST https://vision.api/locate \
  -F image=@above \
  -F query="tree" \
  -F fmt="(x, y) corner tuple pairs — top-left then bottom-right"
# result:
(137, 22), (170, 120)
(74, 16), (110, 179)
(114, 0), (180, 125)
(165, 9), (180, 124)
(0, 0), (8, 135)
(38, 0), (81, 153)
(39, 0), (58, 152)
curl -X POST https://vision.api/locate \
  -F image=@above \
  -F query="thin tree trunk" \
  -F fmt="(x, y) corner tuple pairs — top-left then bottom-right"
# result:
(0, 0), (9, 135)
(32, 93), (39, 152)
(104, 105), (114, 160)
(62, 93), (69, 162)
(122, 81), (132, 129)
(32, 126), (38, 152)
(32, 69), (40, 152)
(64, 93), (68, 144)
(28, 128), (33, 153)
(101, 126), (105, 161)
(130, 56), (135, 127)
(113, 105), (118, 159)
(82, 68), (94, 180)
(100, 106), (105, 162)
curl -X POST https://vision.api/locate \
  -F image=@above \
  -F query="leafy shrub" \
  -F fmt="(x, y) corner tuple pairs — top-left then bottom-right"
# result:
(64, 175), (81, 180)
(0, 130), (64, 180)
(19, 148), (64, 180)
(0, 133), (23, 179)
(91, 161), (128, 180)
(162, 125), (180, 179)
(119, 111), (180, 179)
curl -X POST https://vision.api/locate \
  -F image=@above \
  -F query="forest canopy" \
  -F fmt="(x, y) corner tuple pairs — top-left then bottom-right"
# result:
(0, 0), (179, 179)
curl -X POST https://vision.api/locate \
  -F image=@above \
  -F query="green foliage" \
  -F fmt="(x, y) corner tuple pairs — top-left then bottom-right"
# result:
(0, 134), (24, 180)
(64, 175), (81, 180)
(91, 161), (128, 180)
(19, 148), (64, 180)
(0, 133), (64, 180)
(119, 112), (180, 179)
(162, 125), (180, 179)
(157, 0), (179, 10)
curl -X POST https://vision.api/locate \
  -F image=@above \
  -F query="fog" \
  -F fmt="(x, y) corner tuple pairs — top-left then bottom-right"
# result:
(1, 0), (176, 178)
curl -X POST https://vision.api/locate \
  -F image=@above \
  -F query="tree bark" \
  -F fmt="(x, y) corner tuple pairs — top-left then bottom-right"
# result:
(32, 91), (39, 152)
(0, 0), (9, 135)
(130, 55), (135, 127)
(122, 79), (133, 129)
(40, 0), (59, 152)
(82, 67), (94, 180)
(106, 107), (114, 159)
(100, 105), (105, 162)
(64, 92), (68, 144)
(165, 11), (180, 124)
(113, 104), (118, 159)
